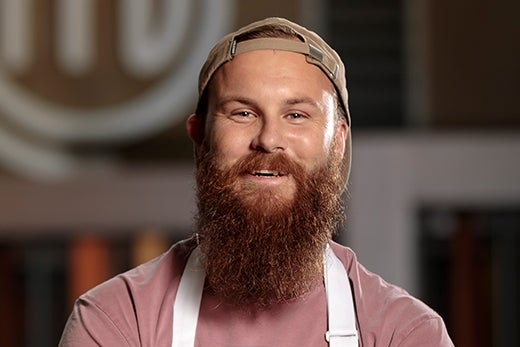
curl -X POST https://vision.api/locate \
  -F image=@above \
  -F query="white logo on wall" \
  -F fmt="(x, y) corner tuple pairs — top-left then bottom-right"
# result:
(0, 0), (232, 179)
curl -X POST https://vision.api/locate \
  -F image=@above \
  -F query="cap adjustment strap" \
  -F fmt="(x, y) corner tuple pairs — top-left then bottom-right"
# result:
(230, 38), (339, 80)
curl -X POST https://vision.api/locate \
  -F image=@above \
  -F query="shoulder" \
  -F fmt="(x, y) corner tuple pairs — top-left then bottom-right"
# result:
(330, 242), (453, 346)
(84, 237), (196, 308)
(60, 237), (198, 346)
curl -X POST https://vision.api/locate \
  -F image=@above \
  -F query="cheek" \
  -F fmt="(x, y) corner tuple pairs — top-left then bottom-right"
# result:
(295, 125), (336, 161)
(209, 128), (251, 167)
(322, 121), (337, 151)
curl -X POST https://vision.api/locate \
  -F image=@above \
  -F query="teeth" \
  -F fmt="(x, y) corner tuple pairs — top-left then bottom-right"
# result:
(254, 170), (280, 177)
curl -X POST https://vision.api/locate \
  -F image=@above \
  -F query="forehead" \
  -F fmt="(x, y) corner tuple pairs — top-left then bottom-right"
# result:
(207, 50), (336, 99)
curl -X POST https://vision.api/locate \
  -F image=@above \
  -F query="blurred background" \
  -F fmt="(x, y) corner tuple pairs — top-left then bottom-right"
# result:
(0, 0), (518, 346)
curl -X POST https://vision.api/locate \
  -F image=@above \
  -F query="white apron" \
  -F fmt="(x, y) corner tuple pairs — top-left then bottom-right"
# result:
(171, 245), (359, 347)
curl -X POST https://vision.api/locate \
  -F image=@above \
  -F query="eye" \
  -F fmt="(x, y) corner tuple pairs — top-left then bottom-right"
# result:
(238, 111), (252, 118)
(229, 110), (256, 123)
(231, 110), (253, 118)
(287, 112), (308, 121)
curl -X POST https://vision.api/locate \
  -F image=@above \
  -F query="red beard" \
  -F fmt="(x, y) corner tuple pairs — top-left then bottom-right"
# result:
(195, 147), (345, 308)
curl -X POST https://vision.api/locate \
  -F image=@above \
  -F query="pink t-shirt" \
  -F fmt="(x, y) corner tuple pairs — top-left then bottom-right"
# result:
(59, 237), (454, 346)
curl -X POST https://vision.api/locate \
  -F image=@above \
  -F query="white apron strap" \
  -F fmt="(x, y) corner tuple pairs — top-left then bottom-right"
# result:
(324, 245), (359, 347)
(172, 245), (359, 347)
(171, 247), (205, 347)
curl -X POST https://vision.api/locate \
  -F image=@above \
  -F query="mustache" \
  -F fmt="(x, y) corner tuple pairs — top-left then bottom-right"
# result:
(225, 151), (305, 180)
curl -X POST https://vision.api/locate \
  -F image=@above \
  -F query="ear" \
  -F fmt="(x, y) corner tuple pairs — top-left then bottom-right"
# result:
(335, 119), (348, 159)
(186, 113), (205, 145)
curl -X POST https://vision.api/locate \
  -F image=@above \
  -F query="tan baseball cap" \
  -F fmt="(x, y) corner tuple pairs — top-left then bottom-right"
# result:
(196, 17), (352, 189)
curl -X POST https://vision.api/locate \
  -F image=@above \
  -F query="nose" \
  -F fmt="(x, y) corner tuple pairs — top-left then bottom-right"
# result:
(251, 117), (287, 153)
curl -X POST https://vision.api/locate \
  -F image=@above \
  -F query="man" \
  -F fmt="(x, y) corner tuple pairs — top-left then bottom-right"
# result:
(60, 17), (454, 346)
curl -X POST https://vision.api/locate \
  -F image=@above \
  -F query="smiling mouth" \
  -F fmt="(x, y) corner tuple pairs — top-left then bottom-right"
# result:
(251, 170), (284, 178)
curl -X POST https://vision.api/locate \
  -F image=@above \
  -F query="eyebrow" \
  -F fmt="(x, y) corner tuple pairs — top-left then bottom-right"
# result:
(284, 96), (319, 108)
(215, 95), (319, 110)
(216, 96), (257, 109)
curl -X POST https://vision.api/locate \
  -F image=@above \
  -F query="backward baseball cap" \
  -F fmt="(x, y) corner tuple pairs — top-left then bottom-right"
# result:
(196, 17), (352, 190)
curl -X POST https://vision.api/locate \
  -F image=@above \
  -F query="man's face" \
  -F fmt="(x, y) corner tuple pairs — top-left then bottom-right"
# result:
(187, 48), (349, 307)
(190, 49), (347, 204)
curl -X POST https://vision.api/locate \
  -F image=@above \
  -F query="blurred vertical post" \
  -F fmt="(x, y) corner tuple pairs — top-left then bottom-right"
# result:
(24, 246), (55, 347)
(68, 235), (111, 309)
(132, 228), (169, 267)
